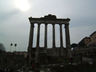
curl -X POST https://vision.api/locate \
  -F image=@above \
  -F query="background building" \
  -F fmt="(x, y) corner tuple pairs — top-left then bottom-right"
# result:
(79, 31), (96, 47)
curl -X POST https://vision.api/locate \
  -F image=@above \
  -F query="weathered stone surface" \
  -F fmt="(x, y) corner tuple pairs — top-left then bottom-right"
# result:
(28, 14), (71, 64)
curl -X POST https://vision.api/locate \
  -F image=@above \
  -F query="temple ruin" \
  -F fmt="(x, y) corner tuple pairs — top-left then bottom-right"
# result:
(28, 14), (71, 64)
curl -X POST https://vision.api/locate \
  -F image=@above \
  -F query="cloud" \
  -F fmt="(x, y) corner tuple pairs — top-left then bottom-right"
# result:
(0, 0), (96, 51)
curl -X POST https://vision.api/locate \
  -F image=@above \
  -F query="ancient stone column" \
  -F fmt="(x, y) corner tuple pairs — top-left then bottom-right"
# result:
(52, 24), (56, 56)
(28, 23), (34, 64)
(65, 23), (71, 58)
(60, 24), (63, 56)
(35, 24), (40, 63)
(44, 24), (47, 48)
(52, 24), (55, 48)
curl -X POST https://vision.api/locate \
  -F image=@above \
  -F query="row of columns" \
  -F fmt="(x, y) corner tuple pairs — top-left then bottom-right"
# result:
(28, 24), (70, 48)
(28, 23), (71, 63)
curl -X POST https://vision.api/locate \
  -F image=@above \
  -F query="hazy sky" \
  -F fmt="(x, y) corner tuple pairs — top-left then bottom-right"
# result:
(0, 0), (96, 51)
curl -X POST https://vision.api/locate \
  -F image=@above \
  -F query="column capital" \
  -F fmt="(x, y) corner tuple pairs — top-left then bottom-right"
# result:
(65, 23), (69, 28)
(52, 24), (55, 29)
(38, 23), (41, 25)
(59, 23), (62, 25)
(52, 23), (55, 25)
(31, 23), (34, 27)
(45, 23), (48, 25)
(65, 23), (69, 25)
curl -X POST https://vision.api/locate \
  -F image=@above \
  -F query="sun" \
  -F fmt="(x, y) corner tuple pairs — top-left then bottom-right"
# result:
(14, 0), (30, 11)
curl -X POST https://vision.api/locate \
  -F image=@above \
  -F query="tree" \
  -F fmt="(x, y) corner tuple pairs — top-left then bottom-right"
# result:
(0, 43), (5, 52)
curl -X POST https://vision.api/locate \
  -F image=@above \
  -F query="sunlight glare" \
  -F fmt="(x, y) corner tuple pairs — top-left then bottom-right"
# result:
(15, 0), (30, 11)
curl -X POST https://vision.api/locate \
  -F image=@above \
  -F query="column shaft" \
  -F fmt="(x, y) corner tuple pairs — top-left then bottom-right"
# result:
(65, 23), (71, 58)
(60, 24), (63, 56)
(44, 24), (47, 48)
(28, 23), (34, 64)
(37, 24), (40, 47)
(52, 24), (56, 56)
(60, 24), (63, 47)
(35, 24), (40, 63)
(53, 24), (55, 48)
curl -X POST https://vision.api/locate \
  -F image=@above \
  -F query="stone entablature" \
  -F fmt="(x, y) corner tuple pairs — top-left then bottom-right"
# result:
(29, 14), (70, 24)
